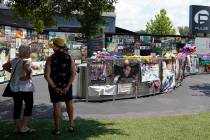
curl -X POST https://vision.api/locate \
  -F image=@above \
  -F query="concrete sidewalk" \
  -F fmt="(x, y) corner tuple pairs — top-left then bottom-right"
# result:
(1, 74), (210, 120)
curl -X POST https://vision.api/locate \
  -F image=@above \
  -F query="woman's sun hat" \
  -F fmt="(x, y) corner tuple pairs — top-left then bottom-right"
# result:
(49, 38), (68, 52)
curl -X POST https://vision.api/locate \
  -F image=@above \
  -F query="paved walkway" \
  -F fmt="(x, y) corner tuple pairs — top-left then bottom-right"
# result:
(1, 74), (210, 120)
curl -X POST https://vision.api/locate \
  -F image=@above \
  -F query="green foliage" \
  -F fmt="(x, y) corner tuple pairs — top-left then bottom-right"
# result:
(1, 112), (210, 140)
(7, 0), (58, 32)
(7, 0), (117, 37)
(146, 9), (176, 35)
(77, 0), (113, 38)
(136, 29), (147, 34)
(178, 26), (190, 36)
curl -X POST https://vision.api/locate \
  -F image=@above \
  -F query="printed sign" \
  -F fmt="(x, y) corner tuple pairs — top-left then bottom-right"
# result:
(118, 83), (133, 94)
(190, 5), (210, 34)
(195, 37), (210, 54)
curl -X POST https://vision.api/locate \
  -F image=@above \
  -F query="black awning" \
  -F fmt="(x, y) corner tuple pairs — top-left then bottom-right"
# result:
(115, 27), (135, 34)
(0, 9), (32, 29)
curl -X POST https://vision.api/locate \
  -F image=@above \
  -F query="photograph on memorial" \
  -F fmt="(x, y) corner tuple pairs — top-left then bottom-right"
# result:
(140, 63), (160, 82)
(89, 60), (114, 84)
(0, 42), (10, 82)
(190, 55), (199, 74)
(0, 25), (5, 37)
(90, 62), (107, 83)
(162, 60), (176, 92)
(113, 59), (139, 84)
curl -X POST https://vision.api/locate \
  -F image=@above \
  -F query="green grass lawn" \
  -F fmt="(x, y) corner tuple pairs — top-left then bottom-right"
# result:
(1, 112), (210, 140)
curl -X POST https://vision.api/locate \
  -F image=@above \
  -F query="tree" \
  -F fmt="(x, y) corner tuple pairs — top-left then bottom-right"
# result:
(178, 26), (189, 36)
(7, 0), (117, 56)
(146, 9), (176, 35)
(7, 0), (117, 33)
(136, 29), (147, 34)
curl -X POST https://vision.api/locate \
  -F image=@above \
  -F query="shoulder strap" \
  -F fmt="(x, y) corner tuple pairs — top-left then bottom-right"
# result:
(9, 59), (21, 82)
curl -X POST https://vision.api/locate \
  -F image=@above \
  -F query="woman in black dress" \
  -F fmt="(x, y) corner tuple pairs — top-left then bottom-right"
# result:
(44, 38), (76, 135)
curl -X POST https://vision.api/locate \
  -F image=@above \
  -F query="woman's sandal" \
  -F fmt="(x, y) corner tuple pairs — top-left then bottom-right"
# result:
(65, 126), (75, 132)
(52, 129), (61, 135)
(17, 128), (36, 134)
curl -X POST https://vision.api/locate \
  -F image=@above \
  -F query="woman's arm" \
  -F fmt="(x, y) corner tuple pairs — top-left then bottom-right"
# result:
(44, 57), (57, 88)
(62, 60), (76, 93)
(3, 61), (12, 73)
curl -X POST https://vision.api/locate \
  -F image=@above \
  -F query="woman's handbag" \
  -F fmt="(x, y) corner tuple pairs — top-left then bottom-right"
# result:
(2, 60), (20, 97)
(2, 83), (13, 97)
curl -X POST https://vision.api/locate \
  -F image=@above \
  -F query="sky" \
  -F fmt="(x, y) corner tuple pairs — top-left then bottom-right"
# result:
(115, 0), (210, 32)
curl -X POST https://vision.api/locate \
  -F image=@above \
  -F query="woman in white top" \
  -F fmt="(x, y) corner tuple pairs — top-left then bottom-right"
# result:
(3, 45), (35, 134)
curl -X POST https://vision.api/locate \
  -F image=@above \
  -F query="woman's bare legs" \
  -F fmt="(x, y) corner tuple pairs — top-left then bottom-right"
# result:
(53, 102), (62, 131)
(65, 101), (74, 127)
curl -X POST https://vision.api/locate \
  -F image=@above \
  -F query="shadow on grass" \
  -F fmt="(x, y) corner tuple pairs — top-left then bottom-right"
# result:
(189, 83), (210, 97)
(0, 99), (13, 120)
(0, 118), (126, 140)
(0, 99), (53, 120)
(0, 100), (127, 139)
